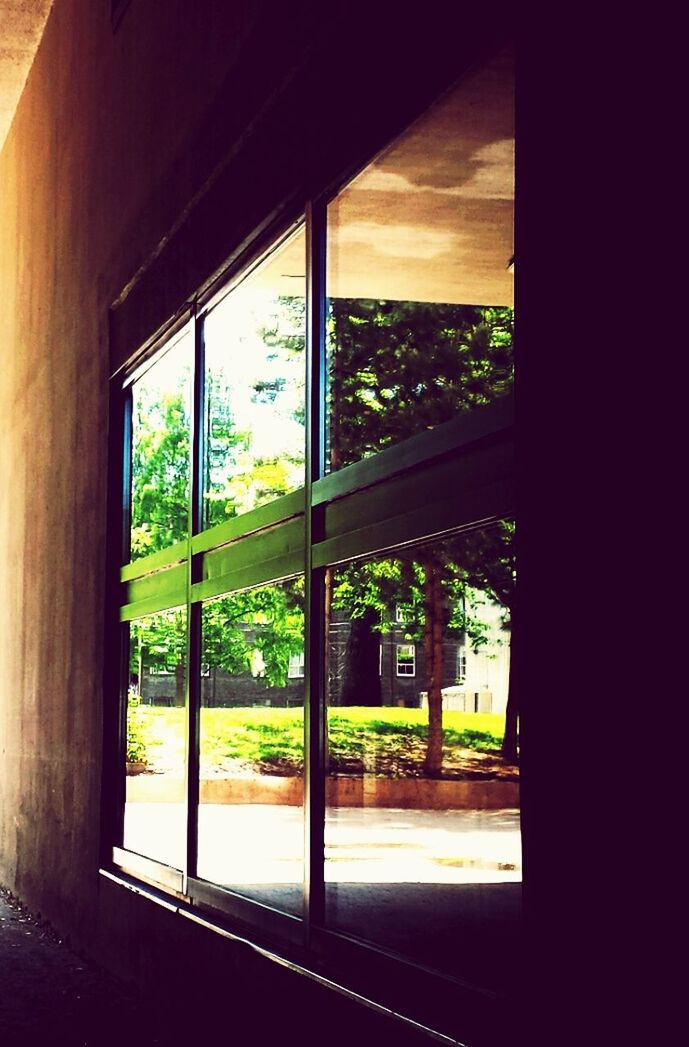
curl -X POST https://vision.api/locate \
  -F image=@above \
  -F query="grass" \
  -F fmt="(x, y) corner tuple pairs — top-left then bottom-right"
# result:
(129, 705), (506, 777)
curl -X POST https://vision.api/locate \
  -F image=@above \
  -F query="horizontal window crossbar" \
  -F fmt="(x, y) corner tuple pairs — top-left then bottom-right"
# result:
(313, 477), (513, 569)
(191, 488), (305, 555)
(112, 847), (184, 894)
(312, 394), (513, 508)
(191, 551), (304, 603)
(200, 517), (305, 584)
(119, 590), (187, 622)
(123, 562), (187, 609)
(325, 440), (512, 541)
(121, 540), (188, 582)
(187, 877), (304, 949)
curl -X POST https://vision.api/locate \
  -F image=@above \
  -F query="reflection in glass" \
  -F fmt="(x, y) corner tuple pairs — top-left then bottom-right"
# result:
(203, 225), (306, 529)
(130, 331), (192, 559)
(326, 47), (514, 471)
(197, 579), (305, 916)
(124, 607), (188, 869)
(324, 523), (519, 994)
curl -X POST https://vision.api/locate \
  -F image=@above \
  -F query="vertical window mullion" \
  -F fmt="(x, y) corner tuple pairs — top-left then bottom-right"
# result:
(304, 197), (327, 939)
(102, 382), (131, 862)
(184, 308), (205, 890)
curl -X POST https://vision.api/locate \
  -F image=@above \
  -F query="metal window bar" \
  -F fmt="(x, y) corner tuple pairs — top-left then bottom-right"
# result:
(304, 196), (327, 939)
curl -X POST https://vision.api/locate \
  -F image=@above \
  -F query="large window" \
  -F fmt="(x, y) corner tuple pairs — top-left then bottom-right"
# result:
(107, 43), (514, 1040)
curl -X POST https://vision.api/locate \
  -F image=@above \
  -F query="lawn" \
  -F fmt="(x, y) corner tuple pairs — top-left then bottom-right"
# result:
(128, 705), (514, 779)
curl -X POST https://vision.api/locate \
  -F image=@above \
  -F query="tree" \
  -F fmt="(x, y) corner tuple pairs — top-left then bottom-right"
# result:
(129, 295), (516, 769)
(330, 542), (512, 772)
(202, 582), (304, 688)
(130, 607), (187, 705)
(129, 295), (307, 698)
(204, 295), (305, 526)
(327, 299), (515, 772)
(130, 386), (190, 559)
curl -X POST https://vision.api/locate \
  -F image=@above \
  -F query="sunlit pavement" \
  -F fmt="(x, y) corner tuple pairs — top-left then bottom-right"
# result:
(124, 803), (522, 886)
(123, 803), (522, 994)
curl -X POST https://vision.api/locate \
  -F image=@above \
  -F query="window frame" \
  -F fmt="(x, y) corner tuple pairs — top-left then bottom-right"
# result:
(457, 646), (467, 684)
(395, 643), (416, 677)
(288, 651), (305, 679)
(102, 77), (515, 1042)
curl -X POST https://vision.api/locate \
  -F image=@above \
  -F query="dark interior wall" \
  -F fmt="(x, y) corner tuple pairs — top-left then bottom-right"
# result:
(0, 0), (512, 1038)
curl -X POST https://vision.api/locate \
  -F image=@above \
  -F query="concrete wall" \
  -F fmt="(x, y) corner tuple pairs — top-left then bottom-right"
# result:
(0, 2), (511, 1042)
(0, 0), (265, 942)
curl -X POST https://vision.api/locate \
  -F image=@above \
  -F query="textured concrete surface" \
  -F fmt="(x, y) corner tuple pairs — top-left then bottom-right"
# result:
(0, 887), (159, 1045)
(0, 0), (53, 151)
(0, 884), (476, 1047)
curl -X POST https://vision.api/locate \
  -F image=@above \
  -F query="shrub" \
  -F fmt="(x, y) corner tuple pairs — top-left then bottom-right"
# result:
(126, 691), (149, 764)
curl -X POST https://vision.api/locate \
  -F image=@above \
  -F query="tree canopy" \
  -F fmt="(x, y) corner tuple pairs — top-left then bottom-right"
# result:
(126, 293), (516, 766)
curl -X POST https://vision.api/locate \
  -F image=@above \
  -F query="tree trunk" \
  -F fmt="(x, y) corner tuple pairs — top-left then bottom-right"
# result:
(324, 566), (333, 773)
(175, 661), (186, 707)
(340, 606), (381, 706)
(423, 563), (445, 777)
(501, 627), (519, 762)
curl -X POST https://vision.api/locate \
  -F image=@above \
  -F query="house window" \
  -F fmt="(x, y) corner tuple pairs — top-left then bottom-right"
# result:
(288, 651), (305, 678)
(457, 647), (467, 683)
(396, 644), (416, 676)
(106, 42), (515, 1038)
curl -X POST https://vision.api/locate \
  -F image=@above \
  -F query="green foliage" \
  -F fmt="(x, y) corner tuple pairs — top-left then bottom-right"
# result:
(131, 389), (190, 558)
(327, 299), (515, 696)
(203, 580), (304, 688)
(127, 295), (515, 760)
(130, 609), (187, 677)
(331, 552), (507, 651)
(204, 295), (306, 526)
(328, 299), (513, 469)
(204, 371), (252, 529)
(126, 691), (149, 763)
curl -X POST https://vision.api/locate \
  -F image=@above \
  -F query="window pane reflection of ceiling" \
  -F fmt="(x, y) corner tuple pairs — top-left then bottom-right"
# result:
(253, 45), (513, 308)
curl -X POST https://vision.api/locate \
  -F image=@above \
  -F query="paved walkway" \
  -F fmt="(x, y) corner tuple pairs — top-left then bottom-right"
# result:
(0, 888), (162, 1046)
(0, 881), (512, 1045)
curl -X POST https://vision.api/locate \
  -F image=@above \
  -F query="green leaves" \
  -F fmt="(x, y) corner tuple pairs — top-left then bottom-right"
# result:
(328, 299), (514, 469)
(203, 580), (304, 688)
(131, 389), (190, 558)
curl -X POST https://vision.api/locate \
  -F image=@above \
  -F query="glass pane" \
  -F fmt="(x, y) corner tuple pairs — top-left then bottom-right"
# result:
(324, 522), (519, 994)
(197, 578), (305, 916)
(130, 330), (192, 560)
(326, 47), (514, 471)
(124, 607), (188, 869)
(203, 225), (306, 528)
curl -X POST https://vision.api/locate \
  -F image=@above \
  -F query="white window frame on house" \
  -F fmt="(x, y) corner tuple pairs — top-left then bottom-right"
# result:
(288, 651), (305, 679)
(457, 646), (467, 683)
(396, 643), (416, 676)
